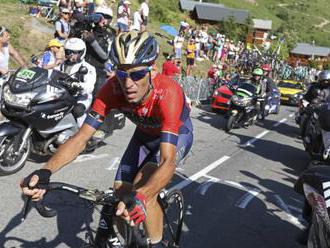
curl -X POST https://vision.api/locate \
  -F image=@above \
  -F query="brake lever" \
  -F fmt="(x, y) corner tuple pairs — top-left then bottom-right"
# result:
(21, 196), (31, 222)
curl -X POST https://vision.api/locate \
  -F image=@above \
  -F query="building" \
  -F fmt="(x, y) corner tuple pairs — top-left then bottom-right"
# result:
(246, 19), (272, 45)
(179, 0), (249, 24)
(193, 4), (249, 24)
(179, 0), (224, 12)
(288, 43), (330, 65)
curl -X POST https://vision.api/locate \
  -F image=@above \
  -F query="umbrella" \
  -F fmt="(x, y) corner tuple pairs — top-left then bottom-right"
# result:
(160, 25), (178, 37)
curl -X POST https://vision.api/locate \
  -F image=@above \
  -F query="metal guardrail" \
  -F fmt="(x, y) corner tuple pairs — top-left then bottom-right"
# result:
(175, 76), (212, 102)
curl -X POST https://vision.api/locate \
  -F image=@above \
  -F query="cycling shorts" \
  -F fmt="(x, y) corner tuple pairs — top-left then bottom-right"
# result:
(115, 119), (193, 183)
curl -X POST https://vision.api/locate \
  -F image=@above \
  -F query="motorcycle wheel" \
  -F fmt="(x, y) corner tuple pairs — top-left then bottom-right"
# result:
(225, 115), (238, 132)
(0, 135), (31, 176)
(307, 212), (330, 248)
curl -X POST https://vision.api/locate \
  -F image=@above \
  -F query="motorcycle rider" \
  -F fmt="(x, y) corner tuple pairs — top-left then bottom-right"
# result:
(250, 68), (267, 119)
(307, 70), (330, 160)
(60, 37), (96, 127)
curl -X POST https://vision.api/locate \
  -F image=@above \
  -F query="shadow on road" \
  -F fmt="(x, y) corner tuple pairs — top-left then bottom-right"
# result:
(0, 192), (94, 247)
(175, 174), (304, 248)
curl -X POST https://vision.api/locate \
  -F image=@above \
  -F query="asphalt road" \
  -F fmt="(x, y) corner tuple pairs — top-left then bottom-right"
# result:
(0, 104), (309, 248)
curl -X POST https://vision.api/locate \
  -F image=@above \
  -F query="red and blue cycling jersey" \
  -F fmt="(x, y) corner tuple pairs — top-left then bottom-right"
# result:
(85, 73), (192, 146)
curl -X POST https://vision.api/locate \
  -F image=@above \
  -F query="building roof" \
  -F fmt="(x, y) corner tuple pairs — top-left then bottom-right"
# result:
(291, 43), (330, 57)
(195, 4), (249, 24)
(179, 0), (224, 12)
(253, 19), (272, 30)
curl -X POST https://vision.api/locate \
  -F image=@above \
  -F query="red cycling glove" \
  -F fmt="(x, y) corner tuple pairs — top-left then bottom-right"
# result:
(123, 192), (147, 225)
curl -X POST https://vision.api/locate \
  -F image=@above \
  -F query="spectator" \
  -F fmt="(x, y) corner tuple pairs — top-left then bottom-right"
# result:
(117, 0), (131, 33)
(131, 10), (143, 32)
(162, 55), (179, 77)
(173, 32), (184, 59)
(0, 26), (26, 76)
(39, 39), (63, 70)
(54, 8), (71, 44)
(179, 19), (189, 34)
(59, 0), (72, 12)
(186, 38), (196, 76)
(73, 0), (87, 13)
(139, 0), (149, 32)
(194, 31), (201, 60)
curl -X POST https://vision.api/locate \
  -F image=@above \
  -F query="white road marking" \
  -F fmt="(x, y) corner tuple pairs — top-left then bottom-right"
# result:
(169, 155), (230, 191)
(195, 177), (220, 196)
(235, 189), (262, 209)
(242, 130), (270, 147)
(274, 194), (305, 229)
(273, 118), (287, 127)
(222, 180), (261, 208)
(106, 157), (121, 170)
(73, 153), (110, 163)
(288, 205), (303, 214)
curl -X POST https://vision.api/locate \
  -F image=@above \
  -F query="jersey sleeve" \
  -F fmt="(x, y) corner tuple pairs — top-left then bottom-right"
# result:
(158, 80), (185, 146)
(84, 79), (114, 129)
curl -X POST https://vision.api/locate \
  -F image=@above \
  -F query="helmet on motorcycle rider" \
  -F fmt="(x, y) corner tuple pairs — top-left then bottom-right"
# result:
(95, 6), (113, 21)
(252, 68), (263, 76)
(64, 38), (86, 63)
(318, 70), (330, 88)
(109, 31), (159, 67)
(261, 64), (272, 72)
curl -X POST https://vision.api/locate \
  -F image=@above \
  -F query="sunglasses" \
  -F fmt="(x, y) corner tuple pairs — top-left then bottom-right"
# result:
(116, 68), (151, 81)
(62, 12), (70, 15)
(65, 49), (81, 56)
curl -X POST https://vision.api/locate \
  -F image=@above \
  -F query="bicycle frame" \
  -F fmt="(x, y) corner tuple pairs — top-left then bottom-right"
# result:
(20, 182), (184, 248)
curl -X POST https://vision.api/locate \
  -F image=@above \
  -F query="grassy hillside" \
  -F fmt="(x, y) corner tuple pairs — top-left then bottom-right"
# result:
(208, 0), (330, 47)
(1, 0), (329, 75)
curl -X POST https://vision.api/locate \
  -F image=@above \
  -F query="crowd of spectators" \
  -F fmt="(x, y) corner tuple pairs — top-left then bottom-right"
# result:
(162, 21), (246, 80)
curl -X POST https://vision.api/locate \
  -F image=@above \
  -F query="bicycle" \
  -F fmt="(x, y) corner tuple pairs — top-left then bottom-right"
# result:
(21, 182), (184, 248)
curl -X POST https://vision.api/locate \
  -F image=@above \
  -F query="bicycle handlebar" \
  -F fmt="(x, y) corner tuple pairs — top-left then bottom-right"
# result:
(21, 182), (119, 222)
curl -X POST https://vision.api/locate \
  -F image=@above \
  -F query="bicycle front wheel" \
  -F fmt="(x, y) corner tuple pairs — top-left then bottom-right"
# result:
(160, 189), (184, 248)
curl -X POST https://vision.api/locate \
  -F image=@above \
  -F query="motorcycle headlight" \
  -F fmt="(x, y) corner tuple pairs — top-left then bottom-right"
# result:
(231, 95), (240, 105)
(3, 85), (37, 108)
(213, 90), (219, 96)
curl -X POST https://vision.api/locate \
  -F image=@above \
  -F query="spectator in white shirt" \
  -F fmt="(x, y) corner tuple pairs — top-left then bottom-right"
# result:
(139, 0), (149, 32)
(131, 10), (143, 32)
(173, 32), (184, 59)
(117, 0), (131, 33)
(179, 19), (189, 33)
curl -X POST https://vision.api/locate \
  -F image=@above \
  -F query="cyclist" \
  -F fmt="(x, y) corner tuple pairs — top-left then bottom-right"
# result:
(59, 37), (96, 127)
(0, 26), (26, 76)
(20, 31), (193, 248)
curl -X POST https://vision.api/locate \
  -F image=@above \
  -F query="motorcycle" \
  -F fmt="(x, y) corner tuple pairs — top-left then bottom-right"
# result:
(294, 164), (330, 247)
(302, 104), (325, 160)
(264, 88), (281, 116)
(225, 82), (260, 132)
(0, 67), (123, 176)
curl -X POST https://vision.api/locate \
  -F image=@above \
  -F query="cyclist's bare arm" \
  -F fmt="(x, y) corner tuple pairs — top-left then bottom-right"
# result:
(21, 124), (96, 199)
(8, 43), (26, 67)
(137, 142), (176, 201)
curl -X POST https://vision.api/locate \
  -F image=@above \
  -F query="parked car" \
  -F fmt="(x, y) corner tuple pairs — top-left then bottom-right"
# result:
(278, 80), (306, 105)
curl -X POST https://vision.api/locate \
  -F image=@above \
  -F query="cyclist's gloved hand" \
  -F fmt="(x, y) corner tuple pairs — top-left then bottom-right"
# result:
(122, 191), (147, 225)
(21, 169), (52, 189)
